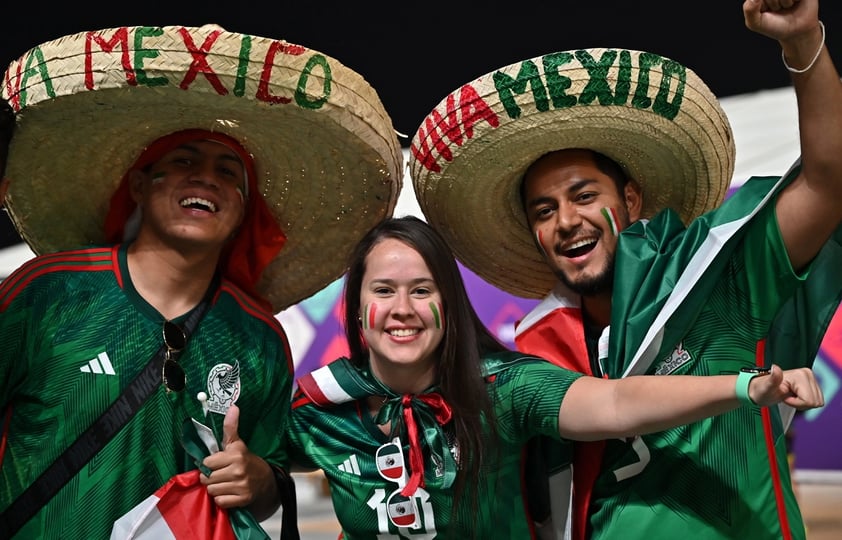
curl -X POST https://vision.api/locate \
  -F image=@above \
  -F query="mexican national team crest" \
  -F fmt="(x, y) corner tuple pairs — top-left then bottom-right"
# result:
(204, 360), (241, 414)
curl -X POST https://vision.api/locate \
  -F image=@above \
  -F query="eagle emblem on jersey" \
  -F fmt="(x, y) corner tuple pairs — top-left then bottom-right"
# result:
(205, 360), (242, 414)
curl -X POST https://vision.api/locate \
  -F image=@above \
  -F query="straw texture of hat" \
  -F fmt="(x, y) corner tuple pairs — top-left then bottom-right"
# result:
(2, 24), (403, 312)
(410, 48), (735, 299)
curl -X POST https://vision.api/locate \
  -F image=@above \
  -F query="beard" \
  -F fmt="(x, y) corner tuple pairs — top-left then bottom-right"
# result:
(555, 248), (615, 296)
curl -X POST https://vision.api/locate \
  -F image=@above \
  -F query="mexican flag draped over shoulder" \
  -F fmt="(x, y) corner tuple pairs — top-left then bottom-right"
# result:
(608, 161), (842, 378)
(516, 160), (842, 540)
(109, 419), (270, 540)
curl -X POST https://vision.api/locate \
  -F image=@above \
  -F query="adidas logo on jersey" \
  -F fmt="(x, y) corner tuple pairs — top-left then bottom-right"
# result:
(80, 352), (116, 375)
(338, 454), (360, 475)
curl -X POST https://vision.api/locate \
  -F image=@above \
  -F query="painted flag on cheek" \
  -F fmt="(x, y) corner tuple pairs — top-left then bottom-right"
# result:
(428, 302), (442, 329)
(601, 207), (620, 236)
(363, 303), (377, 330)
(535, 229), (548, 257)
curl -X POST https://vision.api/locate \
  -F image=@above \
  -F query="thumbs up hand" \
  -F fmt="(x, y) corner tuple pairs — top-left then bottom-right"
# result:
(221, 402), (243, 449)
(200, 404), (278, 518)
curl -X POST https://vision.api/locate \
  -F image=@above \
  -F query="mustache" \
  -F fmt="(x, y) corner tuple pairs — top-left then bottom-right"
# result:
(552, 230), (601, 256)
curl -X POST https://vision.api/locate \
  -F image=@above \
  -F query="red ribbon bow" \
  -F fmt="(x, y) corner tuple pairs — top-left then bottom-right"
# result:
(400, 392), (452, 496)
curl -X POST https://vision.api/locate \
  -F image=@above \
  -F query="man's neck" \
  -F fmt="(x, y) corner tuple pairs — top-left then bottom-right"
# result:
(126, 241), (219, 320)
(581, 292), (612, 328)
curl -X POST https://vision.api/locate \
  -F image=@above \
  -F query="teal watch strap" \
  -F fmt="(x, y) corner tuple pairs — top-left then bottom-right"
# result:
(737, 367), (771, 406)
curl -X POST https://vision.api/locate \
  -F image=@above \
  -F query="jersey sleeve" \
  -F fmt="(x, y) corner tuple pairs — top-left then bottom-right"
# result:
(734, 198), (805, 313)
(0, 257), (54, 404)
(490, 359), (584, 444)
(284, 387), (321, 471)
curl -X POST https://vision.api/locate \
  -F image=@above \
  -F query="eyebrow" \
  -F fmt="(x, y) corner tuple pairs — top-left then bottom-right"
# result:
(526, 177), (598, 208)
(369, 277), (435, 287)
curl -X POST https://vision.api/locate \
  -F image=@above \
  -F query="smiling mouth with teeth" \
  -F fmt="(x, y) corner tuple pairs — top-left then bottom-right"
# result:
(180, 197), (217, 212)
(562, 238), (597, 258)
(389, 329), (420, 337)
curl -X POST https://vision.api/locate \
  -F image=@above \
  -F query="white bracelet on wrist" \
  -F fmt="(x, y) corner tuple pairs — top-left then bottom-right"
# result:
(782, 21), (826, 74)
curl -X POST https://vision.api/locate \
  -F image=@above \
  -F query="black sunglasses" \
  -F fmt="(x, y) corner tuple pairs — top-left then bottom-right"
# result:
(162, 320), (187, 393)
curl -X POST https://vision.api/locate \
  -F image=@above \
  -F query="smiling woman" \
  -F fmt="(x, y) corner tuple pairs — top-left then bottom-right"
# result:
(357, 236), (445, 394)
(285, 215), (824, 540)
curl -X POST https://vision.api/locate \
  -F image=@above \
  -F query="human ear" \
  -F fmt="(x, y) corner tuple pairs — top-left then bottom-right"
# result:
(127, 169), (147, 204)
(624, 179), (643, 221)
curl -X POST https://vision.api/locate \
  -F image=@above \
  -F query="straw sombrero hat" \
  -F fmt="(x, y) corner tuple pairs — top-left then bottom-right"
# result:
(410, 48), (735, 299)
(1, 24), (403, 313)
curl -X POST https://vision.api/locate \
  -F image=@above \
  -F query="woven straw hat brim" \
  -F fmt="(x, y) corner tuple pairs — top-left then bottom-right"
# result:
(410, 48), (735, 299)
(2, 25), (403, 312)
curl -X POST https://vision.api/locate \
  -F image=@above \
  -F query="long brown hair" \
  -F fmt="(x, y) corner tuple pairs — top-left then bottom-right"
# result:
(343, 215), (506, 506)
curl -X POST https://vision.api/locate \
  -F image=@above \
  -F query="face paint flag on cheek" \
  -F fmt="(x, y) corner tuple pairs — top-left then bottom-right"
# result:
(151, 172), (166, 185)
(601, 207), (620, 236)
(428, 302), (443, 329)
(535, 229), (548, 258)
(363, 303), (376, 330)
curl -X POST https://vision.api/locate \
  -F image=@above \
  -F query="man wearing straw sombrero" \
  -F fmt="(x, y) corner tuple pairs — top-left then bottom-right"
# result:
(0, 24), (402, 539)
(410, 0), (841, 539)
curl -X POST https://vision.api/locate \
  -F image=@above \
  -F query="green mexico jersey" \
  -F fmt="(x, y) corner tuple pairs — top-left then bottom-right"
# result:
(287, 352), (582, 539)
(590, 202), (807, 540)
(0, 244), (293, 539)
